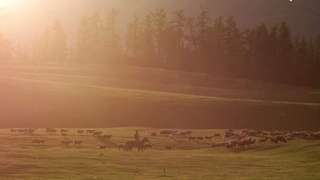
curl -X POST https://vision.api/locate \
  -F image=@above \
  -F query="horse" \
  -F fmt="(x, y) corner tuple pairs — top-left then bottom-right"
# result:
(124, 137), (150, 152)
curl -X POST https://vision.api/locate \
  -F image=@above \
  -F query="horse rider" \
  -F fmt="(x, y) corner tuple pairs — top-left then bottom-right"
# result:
(134, 130), (140, 142)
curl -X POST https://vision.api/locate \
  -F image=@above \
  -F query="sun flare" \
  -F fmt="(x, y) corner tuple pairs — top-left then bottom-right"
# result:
(0, 0), (18, 7)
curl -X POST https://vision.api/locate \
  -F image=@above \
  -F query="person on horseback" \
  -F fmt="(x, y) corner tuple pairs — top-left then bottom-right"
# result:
(134, 130), (140, 142)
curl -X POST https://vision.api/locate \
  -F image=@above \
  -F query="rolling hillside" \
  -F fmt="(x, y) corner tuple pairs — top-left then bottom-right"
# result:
(0, 63), (319, 130)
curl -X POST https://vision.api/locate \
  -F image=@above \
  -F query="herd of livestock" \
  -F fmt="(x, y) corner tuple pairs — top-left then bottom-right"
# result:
(8, 128), (320, 151)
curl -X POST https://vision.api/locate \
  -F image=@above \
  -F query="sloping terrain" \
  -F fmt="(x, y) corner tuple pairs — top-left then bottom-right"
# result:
(0, 63), (319, 130)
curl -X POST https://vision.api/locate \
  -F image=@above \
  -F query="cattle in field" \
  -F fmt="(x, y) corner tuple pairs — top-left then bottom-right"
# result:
(60, 129), (69, 133)
(31, 139), (45, 146)
(28, 128), (37, 134)
(150, 132), (157, 136)
(248, 131), (257, 136)
(205, 136), (213, 141)
(189, 136), (196, 141)
(118, 144), (125, 150)
(286, 137), (295, 141)
(270, 138), (278, 144)
(160, 130), (176, 135)
(61, 140), (72, 146)
(61, 133), (67, 138)
(73, 140), (83, 146)
(165, 146), (173, 150)
(10, 129), (17, 133)
(77, 130), (85, 134)
(226, 143), (237, 149)
(197, 137), (204, 141)
(184, 130), (193, 135)
(258, 138), (268, 143)
(242, 129), (249, 134)
(93, 131), (103, 136)
(144, 144), (154, 150)
(98, 135), (113, 141)
(214, 133), (221, 137)
(18, 129), (27, 134)
(86, 129), (95, 134)
(263, 132), (269, 136)
(210, 143), (224, 148)
(276, 136), (287, 143)
(99, 145), (107, 150)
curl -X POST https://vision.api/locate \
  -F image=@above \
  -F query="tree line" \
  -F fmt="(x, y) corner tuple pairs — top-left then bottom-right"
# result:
(2, 8), (320, 88)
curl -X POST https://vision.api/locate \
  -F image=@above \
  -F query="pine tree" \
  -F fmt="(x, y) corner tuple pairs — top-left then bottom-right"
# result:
(152, 9), (167, 67)
(50, 20), (67, 62)
(104, 8), (121, 64)
(140, 12), (156, 67)
(125, 15), (142, 65)
(170, 9), (187, 68)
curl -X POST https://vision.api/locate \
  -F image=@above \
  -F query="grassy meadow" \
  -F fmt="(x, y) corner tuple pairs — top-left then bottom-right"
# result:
(0, 63), (320, 130)
(0, 63), (319, 179)
(0, 128), (319, 180)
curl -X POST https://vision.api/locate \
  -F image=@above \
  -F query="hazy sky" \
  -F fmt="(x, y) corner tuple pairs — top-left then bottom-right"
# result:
(1, 0), (320, 49)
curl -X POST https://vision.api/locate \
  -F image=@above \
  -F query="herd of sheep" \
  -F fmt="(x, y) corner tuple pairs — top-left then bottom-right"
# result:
(8, 128), (320, 151)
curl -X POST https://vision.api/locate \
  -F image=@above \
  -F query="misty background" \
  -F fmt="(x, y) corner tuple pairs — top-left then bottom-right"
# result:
(1, 0), (320, 47)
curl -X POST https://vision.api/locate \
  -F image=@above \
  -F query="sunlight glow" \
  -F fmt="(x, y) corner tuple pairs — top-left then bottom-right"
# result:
(0, 0), (18, 7)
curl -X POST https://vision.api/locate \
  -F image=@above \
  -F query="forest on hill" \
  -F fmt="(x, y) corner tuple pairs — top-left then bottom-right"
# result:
(1, 3), (320, 88)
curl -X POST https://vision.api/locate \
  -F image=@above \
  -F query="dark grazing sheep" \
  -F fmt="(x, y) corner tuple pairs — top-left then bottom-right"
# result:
(61, 140), (72, 146)
(93, 131), (103, 136)
(118, 144), (125, 150)
(99, 145), (107, 150)
(77, 130), (85, 134)
(98, 135), (113, 141)
(10, 129), (17, 133)
(31, 139), (45, 146)
(73, 140), (84, 146)
(60, 129), (69, 133)
(205, 136), (213, 141)
(86, 129), (96, 134)
(197, 137), (204, 141)
(144, 144), (154, 150)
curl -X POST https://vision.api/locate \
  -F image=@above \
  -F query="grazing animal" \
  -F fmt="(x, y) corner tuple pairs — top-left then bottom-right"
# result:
(28, 128), (37, 134)
(61, 140), (72, 146)
(210, 143), (222, 148)
(258, 138), (268, 143)
(93, 131), (103, 136)
(144, 144), (154, 150)
(276, 136), (287, 143)
(118, 144), (125, 150)
(214, 133), (221, 137)
(31, 139), (45, 146)
(98, 135), (113, 141)
(73, 140), (83, 146)
(77, 130), (85, 134)
(270, 138), (278, 144)
(226, 143), (237, 149)
(124, 137), (150, 152)
(205, 136), (213, 141)
(197, 137), (204, 141)
(61, 133), (67, 138)
(99, 145), (107, 150)
(86, 129), (95, 134)
(60, 129), (69, 133)
(150, 132), (157, 136)
(165, 146), (173, 150)
(286, 137), (295, 141)
(189, 136), (196, 141)
(10, 129), (17, 133)
(263, 133), (269, 136)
